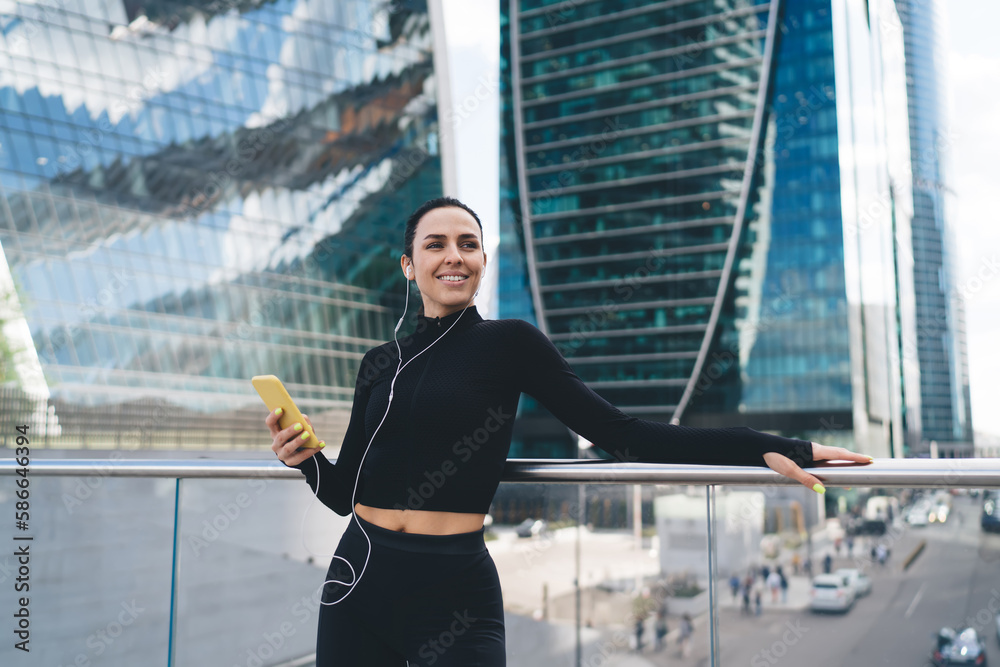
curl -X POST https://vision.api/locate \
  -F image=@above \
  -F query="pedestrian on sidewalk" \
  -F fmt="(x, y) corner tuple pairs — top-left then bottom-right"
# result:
(791, 552), (801, 575)
(876, 542), (887, 566)
(741, 577), (752, 615)
(823, 552), (833, 574)
(654, 610), (668, 652)
(633, 616), (645, 654)
(754, 584), (763, 616)
(778, 565), (788, 603)
(846, 534), (854, 556)
(767, 569), (781, 603)
(729, 573), (740, 601)
(678, 613), (693, 658)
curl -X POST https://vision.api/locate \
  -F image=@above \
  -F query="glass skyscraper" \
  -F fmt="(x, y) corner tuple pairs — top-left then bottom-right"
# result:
(500, 0), (921, 458)
(895, 0), (974, 452)
(0, 0), (451, 450)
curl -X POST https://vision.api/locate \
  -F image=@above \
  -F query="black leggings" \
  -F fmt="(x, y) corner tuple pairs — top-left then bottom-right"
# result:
(316, 513), (506, 666)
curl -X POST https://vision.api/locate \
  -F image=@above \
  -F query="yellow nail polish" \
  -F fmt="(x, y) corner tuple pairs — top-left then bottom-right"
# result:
(300, 431), (311, 441)
(318, 441), (326, 448)
(813, 483), (826, 494)
(275, 407), (283, 417)
(293, 422), (302, 431)
(868, 456), (875, 463)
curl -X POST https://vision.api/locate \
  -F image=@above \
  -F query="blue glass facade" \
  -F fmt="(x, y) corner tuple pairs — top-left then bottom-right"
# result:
(498, 3), (535, 328)
(0, 0), (447, 449)
(501, 0), (782, 456)
(735, 0), (851, 414)
(895, 0), (974, 449)
(501, 0), (918, 457)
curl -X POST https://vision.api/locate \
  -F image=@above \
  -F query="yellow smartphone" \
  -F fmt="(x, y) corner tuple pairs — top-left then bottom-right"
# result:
(251, 375), (323, 448)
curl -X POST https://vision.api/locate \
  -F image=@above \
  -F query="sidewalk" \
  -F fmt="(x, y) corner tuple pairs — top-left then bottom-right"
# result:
(717, 574), (814, 612)
(716, 525), (878, 613)
(720, 518), (911, 613)
(587, 617), (705, 667)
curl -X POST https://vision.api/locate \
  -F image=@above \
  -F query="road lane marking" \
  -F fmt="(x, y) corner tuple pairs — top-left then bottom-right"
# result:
(904, 582), (926, 619)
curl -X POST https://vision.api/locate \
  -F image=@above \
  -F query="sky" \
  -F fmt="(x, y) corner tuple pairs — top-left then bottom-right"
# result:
(440, 1), (500, 319)
(440, 0), (1000, 440)
(943, 0), (1000, 438)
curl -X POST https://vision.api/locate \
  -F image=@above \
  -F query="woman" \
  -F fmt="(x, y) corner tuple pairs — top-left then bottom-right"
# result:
(267, 196), (871, 665)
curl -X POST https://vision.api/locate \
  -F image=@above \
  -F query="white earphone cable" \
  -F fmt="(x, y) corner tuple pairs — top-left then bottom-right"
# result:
(303, 260), (481, 606)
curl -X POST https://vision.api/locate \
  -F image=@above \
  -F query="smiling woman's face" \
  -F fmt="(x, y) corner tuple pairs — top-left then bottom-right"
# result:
(401, 206), (486, 319)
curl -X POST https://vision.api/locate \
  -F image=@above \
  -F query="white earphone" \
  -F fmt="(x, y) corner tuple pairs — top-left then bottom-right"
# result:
(305, 256), (481, 607)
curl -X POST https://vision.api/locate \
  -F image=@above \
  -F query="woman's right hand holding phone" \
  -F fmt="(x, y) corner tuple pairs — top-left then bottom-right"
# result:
(267, 409), (325, 467)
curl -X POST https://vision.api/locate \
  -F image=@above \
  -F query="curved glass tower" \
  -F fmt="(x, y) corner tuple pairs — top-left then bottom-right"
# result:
(0, 0), (450, 450)
(501, 0), (918, 458)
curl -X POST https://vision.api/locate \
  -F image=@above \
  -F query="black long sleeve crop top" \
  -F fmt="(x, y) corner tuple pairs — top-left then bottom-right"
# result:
(290, 305), (814, 516)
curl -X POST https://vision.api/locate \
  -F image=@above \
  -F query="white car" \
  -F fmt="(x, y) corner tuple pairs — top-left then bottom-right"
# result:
(835, 568), (872, 597)
(810, 573), (856, 613)
(907, 499), (932, 526)
(907, 507), (929, 527)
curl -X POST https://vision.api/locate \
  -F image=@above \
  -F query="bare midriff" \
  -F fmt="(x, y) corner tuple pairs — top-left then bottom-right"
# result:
(354, 503), (486, 535)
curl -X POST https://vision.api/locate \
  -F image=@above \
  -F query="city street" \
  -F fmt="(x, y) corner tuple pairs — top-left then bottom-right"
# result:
(495, 494), (1000, 667)
(646, 494), (1000, 666)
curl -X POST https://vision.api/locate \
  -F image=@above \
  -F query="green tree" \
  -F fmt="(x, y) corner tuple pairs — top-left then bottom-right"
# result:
(0, 271), (32, 389)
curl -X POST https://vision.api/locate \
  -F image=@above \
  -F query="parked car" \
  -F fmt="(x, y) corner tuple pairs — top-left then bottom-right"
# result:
(908, 505), (930, 527)
(835, 568), (872, 597)
(515, 518), (547, 538)
(844, 516), (888, 536)
(983, 494), (1000, 533)
(809, 573), (855, 613)
(860, 519), (887, 536)
(932, 627), (987, 666)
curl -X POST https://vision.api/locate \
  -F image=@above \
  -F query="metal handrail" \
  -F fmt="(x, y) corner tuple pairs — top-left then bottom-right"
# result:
(2, 457), (999, 487)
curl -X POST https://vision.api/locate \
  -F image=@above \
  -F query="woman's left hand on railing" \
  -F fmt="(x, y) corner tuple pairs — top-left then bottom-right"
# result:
(763, 443), (874, 494)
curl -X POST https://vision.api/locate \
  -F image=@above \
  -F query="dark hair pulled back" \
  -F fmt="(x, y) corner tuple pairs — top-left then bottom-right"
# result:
(403, 197), (483, 260)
